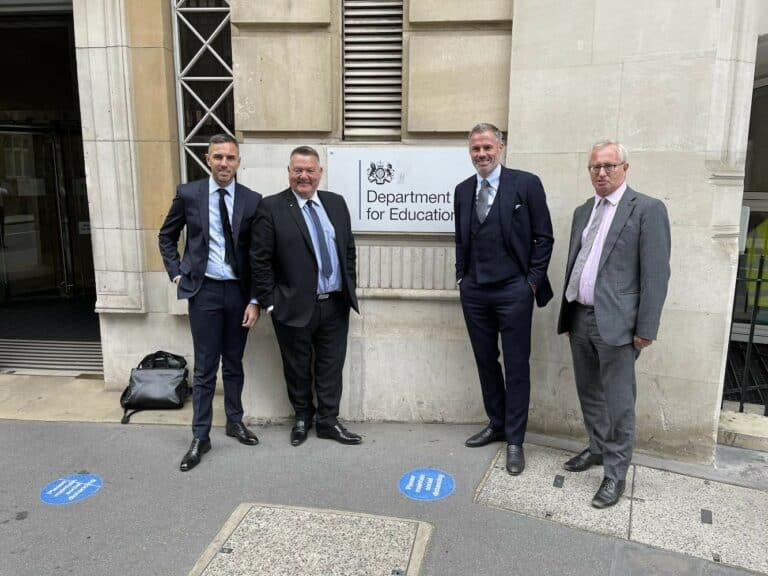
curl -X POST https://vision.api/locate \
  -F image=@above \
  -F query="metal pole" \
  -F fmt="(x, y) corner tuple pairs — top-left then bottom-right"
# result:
(742, 254), (765, 413)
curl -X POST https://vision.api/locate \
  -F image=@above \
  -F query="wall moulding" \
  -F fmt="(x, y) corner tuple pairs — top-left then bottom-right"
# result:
(74, 0), (146, 313)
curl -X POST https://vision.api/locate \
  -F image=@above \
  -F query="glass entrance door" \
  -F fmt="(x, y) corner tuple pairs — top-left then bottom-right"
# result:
(0, 130), (71, 300)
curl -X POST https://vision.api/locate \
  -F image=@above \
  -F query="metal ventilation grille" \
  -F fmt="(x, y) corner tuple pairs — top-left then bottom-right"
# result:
(343, 0), (403, 140)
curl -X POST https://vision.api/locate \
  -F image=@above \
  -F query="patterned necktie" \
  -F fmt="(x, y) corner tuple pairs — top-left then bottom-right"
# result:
(565, 198), (607, 302)
(305, 199), (333, 279)
(217, 188), (237, 274)
(476, 178), (491, 223)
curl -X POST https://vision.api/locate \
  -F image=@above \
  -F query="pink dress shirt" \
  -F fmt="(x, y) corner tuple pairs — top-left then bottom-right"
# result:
(576, 182), (627, 305)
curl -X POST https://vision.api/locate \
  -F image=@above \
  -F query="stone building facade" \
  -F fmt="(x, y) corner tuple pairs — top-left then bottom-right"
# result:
(69, 0), (768, 463)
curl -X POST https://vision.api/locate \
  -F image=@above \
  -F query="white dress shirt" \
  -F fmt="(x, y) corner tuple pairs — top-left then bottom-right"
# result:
(577, 182), (627, 305)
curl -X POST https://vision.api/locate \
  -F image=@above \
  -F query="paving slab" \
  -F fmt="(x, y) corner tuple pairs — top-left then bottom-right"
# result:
(610, 540), (704, 576)
(190, 503), (432, 576)
(474, 444), (633, 539)
(630, 467), (768, 574)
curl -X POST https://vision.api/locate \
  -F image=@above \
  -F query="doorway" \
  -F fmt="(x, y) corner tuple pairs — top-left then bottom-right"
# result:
(0, 8), (100, 373)
(724, 37), (768, 412)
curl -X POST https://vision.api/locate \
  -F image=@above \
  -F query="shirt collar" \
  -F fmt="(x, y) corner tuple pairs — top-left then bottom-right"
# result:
(292, 189), (321, 208)
(595, 181), (627, 207)
(209, 177), (236, 196)
(476, 163), (502, 190)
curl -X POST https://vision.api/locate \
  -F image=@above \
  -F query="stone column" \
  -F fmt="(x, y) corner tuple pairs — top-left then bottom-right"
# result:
(506, 0), (760, 463)
(73, 0), (181, 384)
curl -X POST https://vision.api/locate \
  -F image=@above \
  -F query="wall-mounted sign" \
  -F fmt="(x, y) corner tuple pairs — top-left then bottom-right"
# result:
(327, 147), (474, 233)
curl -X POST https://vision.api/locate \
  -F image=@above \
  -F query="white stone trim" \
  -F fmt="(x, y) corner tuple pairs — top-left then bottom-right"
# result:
(73, 0), (146, 312)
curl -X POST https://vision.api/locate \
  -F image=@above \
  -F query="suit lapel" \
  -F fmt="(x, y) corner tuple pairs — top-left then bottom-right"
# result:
(197, 180), (210, 247)
(598, 187), (637, 273)
(318, 191), (343, 257)
(231, 183), (245, 246)
(497, 167), (525, 265)
(284, 189), (316, 258)
(459, 178), (473, 244)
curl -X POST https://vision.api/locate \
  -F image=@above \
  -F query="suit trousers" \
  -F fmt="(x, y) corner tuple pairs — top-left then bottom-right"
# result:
(187, 277), (248, 440)
(568, 304), (638, 482)
(272, 293), (350, 426)
(460, 275), (534, 444)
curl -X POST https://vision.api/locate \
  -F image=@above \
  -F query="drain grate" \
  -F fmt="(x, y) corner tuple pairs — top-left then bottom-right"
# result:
(0, 339), (102, 373)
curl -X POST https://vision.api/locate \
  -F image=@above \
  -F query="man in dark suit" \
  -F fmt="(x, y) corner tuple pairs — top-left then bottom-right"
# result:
(251, 146), (361, 446)
(558, 140), (670, 508)
(158, 134), (262, 472)
(455, 123), (554, 475)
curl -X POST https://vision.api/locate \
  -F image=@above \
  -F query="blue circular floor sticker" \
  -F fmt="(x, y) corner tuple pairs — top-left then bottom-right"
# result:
(40, 474), (102, 505)
(399, 468), (454, 501)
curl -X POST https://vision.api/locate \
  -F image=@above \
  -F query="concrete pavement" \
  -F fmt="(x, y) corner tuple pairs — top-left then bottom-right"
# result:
(0, 374), (767, 575)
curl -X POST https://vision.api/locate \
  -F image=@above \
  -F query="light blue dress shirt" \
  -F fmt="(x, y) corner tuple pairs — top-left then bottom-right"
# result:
(205, 177), (237, 280)
(293, 191), (342, 294)
(203, 178), (258, 305)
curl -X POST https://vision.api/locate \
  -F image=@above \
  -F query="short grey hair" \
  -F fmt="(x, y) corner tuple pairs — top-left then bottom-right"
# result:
(590, 140), (628, 164)
(469, 123), (504, 145)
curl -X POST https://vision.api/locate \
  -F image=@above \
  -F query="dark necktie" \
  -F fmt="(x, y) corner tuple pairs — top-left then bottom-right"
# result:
(217, 188), (237, 274)
(565, 198), (607, 302)
(476, 178), (491, 223)
(305, 199), (333, 279)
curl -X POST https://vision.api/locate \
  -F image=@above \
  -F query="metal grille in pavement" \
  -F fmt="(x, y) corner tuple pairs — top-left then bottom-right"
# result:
(0, 339), (103, 373)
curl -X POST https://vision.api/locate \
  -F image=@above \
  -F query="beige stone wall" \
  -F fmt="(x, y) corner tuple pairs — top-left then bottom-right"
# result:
(404, 2), (512, 135)
(230, 0), (513, 137)
(230, 0), (339, 135)
(79, 1), (764, 466)
(126, 0), (180, 274)
(507, 0), (759, 463)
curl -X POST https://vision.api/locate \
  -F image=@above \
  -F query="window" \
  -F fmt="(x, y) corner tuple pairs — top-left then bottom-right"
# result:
(172, 0), (234, 182)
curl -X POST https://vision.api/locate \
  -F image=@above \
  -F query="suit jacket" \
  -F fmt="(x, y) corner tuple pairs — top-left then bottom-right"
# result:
(158, 179), (262, 300)
(557, 186), (671, 346)
(251, 188), (359, 328)
(454, 165), (555, 307)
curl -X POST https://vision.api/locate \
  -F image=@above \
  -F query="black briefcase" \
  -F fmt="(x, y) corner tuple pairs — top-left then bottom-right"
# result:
(120, 351), (191, 424)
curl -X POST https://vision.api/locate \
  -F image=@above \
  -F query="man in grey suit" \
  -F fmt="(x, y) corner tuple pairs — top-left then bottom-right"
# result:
(557, 140), (670, 508)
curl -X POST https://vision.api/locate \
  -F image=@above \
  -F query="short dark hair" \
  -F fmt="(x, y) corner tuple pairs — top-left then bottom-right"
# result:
(469, 123), (504, 145)
(208, 133), (239, 149)
(290, 145), (320, 161)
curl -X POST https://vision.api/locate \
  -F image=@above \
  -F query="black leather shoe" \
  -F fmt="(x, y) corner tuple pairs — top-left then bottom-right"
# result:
(591, 477), (626, 509)
(506, 444), (525, 475)
(563, 448), (603, 472)
(290, 419), (312, 446)
(316, 423), (362, 445)
(226, 421), (259, 446)
(465, 425), (506, 448)
(180, 438), (211, 472)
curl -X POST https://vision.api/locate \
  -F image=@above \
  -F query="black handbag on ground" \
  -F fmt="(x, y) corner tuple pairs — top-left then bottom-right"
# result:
(120, 351), (191, 424)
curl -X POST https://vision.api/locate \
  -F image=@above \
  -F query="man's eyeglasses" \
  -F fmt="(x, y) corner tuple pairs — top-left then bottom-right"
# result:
(588, 163), (625, 174)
